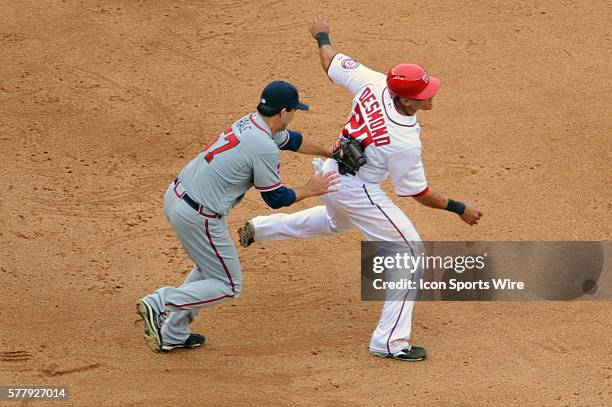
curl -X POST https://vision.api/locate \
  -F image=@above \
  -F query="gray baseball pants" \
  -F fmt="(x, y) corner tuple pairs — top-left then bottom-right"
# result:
(143, 182), (242, 345)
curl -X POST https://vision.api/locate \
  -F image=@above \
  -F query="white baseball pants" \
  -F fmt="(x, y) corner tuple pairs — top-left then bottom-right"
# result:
(252, 159), (422, 355)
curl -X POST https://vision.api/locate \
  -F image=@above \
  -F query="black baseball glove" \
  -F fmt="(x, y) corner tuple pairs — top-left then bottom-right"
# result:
(332, 136), (366, 176)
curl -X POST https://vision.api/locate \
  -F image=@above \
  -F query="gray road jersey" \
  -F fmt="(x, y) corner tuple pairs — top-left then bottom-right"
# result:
(178, 113), (284, 216)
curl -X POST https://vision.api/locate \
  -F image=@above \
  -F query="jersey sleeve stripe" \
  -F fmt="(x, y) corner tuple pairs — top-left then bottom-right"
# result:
(277, 134), (290, 148)
(398, 186), (429, 197)
(255, 181), (283, 191)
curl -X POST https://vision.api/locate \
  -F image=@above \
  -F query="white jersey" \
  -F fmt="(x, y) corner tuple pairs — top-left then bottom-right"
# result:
(328, 53), (429, 197)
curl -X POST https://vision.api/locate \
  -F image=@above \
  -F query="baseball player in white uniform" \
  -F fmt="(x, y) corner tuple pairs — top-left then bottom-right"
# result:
(136, 80), (338, 353)
(238, 17), (483, 361)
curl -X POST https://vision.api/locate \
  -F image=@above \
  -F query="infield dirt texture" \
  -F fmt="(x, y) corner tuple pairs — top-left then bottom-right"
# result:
(1, 1), (610, 406)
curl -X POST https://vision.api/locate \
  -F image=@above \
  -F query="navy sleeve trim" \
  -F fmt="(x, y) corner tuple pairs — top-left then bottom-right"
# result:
(260, 186), (297, 209)
(279, 130), (303, 152)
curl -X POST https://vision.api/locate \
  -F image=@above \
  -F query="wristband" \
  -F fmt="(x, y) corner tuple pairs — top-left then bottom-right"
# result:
(446, 199), (466, 215)
(315, 32), (331, 48)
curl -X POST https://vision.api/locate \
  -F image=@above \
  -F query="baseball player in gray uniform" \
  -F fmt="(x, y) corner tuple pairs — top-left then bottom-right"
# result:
(136, 81), (338, 352)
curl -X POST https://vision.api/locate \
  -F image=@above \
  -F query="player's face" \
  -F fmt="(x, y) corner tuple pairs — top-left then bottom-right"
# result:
(278, 108), (297, 130)
(419, 97), (434, 110)
(404, 97), (434, 111)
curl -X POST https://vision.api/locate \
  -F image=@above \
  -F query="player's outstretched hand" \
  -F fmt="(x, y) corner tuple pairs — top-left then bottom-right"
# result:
(309, 16), (330, 39)
(460, 204), (483, 226)
(307, 171), (340, 196)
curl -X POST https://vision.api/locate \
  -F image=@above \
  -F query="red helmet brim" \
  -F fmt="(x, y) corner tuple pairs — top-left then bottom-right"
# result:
(409, 75), (441, 100)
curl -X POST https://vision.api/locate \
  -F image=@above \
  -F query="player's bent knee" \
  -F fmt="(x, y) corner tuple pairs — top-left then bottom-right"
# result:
(330, 224), (352, 234)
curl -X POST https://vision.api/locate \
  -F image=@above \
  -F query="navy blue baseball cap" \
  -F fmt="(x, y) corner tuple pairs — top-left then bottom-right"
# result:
(260, 81), (309, 111)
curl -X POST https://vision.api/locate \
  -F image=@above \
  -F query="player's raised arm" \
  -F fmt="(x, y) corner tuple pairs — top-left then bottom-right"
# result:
(309, 16), (336, 73)
(309, 16), (382, 95)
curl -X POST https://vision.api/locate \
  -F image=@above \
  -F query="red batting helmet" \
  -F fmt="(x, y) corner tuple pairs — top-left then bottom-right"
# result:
(387, 64), (440, 100)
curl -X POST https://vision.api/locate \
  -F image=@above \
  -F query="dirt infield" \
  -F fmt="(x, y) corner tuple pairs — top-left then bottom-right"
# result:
(1, 1), (610, 406)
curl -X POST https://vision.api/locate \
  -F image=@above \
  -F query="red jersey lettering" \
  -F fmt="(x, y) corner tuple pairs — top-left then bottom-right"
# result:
(204, 129), (240, 163)
(357, 87), (390, 147)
